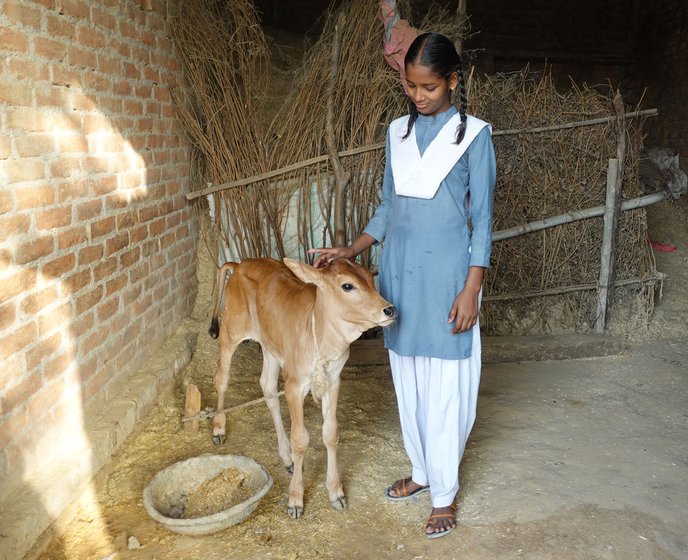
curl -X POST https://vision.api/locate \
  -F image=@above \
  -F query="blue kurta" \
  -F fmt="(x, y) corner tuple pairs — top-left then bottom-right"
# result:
(364, 106), (496, 359)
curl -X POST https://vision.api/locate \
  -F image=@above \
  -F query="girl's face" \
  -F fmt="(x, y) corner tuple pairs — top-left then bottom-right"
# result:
(405, 62), (457, 117)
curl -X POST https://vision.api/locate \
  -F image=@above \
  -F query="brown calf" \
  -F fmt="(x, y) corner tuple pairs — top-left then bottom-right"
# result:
(209, 257), (396, 518)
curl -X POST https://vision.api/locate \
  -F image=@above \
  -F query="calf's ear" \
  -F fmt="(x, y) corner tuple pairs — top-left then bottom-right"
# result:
(283, 258), (322, 285)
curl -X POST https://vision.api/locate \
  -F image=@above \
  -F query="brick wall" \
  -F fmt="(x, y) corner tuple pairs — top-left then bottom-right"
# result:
(0, 0), (197, 508)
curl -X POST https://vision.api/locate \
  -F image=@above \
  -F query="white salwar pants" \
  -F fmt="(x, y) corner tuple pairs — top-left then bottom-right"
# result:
(389, 320), (481, 508)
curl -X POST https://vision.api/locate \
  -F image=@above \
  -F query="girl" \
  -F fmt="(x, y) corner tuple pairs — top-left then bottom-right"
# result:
(310, 32), (496, 538)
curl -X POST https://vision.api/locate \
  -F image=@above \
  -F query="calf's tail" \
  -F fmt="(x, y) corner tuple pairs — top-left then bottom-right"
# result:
(209, 262), (238, 339)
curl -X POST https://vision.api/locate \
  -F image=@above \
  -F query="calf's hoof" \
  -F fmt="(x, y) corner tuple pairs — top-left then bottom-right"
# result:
(330, 496), (347, 511)
(286, 463), (294, 474)
(287, 505), (303, 519)
(212, 434), (225, 445)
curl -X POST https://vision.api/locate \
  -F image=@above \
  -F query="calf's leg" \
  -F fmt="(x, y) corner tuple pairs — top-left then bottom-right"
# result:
(322, 373), (346, 510)
(284, 376), (309, 518)
(212, 329), (241, 445)
(260, 350), (292, 470)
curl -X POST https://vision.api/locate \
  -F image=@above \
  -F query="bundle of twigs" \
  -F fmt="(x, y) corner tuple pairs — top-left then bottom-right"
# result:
(170, 0), (275, 258)
(468, 69), (654, 334)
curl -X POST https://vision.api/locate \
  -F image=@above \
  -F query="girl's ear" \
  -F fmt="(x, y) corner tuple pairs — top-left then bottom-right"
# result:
(449, 71), (459, 92)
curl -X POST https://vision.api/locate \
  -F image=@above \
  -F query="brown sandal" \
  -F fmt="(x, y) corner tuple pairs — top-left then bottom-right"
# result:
(384, 477), (429, 501)
(425, 504), (456, 539)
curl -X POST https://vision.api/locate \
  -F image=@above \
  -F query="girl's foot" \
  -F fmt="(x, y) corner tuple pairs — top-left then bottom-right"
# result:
(425, 504), (457, 538)
(384, 477), (429, 500)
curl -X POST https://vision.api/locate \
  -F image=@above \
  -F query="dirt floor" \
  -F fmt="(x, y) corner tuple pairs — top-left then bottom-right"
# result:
(26, 195), (688, 560)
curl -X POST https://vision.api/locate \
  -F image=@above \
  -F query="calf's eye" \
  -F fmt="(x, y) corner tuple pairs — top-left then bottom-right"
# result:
(341, 283), (355, 292)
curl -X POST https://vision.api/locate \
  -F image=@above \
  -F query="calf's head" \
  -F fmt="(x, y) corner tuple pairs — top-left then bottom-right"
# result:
(283, 257), (396, 332)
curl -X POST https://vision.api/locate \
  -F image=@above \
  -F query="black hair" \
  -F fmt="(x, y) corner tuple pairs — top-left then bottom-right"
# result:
(402, 32), (467, 144)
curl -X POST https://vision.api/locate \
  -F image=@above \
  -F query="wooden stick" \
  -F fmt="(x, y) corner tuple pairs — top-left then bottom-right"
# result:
(326, 11), (351, 246)
(185, 109), (658, 200)
(183, 383), (202, 433)
(483, 273), (665, 302)
(492, 108), (657, 136)
(492, 192), (666, 241)
(181, 391), (285, 423)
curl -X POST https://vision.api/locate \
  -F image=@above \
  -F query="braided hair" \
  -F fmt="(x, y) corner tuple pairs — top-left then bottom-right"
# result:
(402, 33), (467, 144)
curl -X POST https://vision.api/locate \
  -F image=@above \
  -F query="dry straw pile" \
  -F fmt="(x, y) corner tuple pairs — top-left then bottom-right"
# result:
(171, 0), (657, 335)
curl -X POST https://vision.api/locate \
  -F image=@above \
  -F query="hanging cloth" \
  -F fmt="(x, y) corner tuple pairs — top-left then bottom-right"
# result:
(390, 113), (490, 199)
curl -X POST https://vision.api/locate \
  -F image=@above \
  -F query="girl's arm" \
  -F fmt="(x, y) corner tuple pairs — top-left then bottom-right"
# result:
(448, 127), (496, 333)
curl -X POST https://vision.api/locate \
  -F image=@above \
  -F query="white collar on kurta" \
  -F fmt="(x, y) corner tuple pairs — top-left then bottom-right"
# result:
(389, 113), (490, 199)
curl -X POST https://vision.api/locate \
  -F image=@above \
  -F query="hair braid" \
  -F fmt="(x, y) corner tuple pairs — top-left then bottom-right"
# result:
(455, 64), (468, 144)
(402, 101), (419, 141)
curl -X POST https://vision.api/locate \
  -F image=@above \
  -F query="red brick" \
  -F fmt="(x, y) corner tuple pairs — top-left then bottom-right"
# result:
(75, 24), (105, 49)
(57, 225), (87, 249)
(35, 206), (73, 230)
(80, 325), (107, 355)
(15, 184), (54, 210)
(37, 302), (71, 337)
(65, 269), (91, 292)
(97, 296), (119, 321)
(78, 244), (103, 265)
(96, 53), (120, 75)
(67, 45), (97, 70)
(119, 246), (140, 268)
(92, 176), (117, 196)
(57, 179), (88, 203)
(91, 8), (116, 30)
(1, 158), (45, 184)
(7, 58), (50, 82)
(105, 232), (129, 256)
(0, 268), (37, 304)
(50, 65), (83, 89)
(14, 134), (54, 157)
(4, 1), (42, 28)
(89, 216), (115, 239)
(43, 351), (74, 382)
(50, 157), (81, 179)
(25, 332), (62, 371)
(46, 13), (75, 38)
(0, 213), (30, 242)
(15, 236), (54, 265)
(0, 28), (28, 53)
(0, 302), (16, 331)
(75, 285), (103, 315)
(130, 224), (148, 243)
(26, 379), (65, 424)
(76, 199), (102, 221)
(82, 156), (109, 174)
(93, 256), (117, 281)
(55, 134), (88, 153)
(7, 107), (46, 132)
(58, 0), (89, 19)
(0, 406), (28, 448)
(0, 137), (10, 160)
(20, 284), (59, 315)
(41, 253), (75, 278)
(0, 320), (37, 362)
(105, 273), (126, 297)
(72, 309), (93, 337)
(148, 217), (165, 236)
(34, 83), (70, 108)
(33, 36), (68, 60)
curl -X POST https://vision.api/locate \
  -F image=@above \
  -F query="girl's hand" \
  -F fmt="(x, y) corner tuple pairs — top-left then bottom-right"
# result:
(308, 246), (355, 268)
(448, 289), (479, 334)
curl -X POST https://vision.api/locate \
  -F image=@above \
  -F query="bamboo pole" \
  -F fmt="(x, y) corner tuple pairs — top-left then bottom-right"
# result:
(483, 273), (665, 302)
(185, 108), (658, 200)
(326, 11), (351, 246)
(492, 192), (666, 242)
(595, 93), (627, 333)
